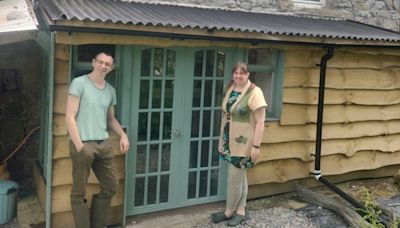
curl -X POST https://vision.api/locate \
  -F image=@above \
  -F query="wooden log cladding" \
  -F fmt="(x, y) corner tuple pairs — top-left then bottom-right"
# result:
(285, 50), (321, 68)
(53, 84), (68, 114)
(248, 164), (400, 199)
(249, 150), (400, 185)
(53, 114), (68, 136)
(284, 67), (400, 90)
(263, 120), (400, 143)
(281, 104), (400, 125)
(52, 155), (125, 186)
(55, 44), (70, 61)
(284, 88), (400, 105)
(54, 59), (69, 84)
(33, 162), (46, 212)
(258, 134), (400, 162)
(328, 52), (400, 69)
(51, 182), (124, 213)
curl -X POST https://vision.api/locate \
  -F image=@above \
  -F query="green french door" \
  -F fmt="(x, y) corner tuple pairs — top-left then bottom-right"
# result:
(126, 46), (234, 215)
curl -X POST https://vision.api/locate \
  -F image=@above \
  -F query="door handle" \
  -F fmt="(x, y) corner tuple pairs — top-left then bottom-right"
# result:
(173, 129), (181, 137)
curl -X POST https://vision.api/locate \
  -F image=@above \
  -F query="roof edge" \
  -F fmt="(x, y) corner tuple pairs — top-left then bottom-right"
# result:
(48, 23), (400, 48)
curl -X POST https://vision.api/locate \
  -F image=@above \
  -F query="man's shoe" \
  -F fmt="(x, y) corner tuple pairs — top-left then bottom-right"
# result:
(210, 211), (232, 223)
(227, 214), (249, 226)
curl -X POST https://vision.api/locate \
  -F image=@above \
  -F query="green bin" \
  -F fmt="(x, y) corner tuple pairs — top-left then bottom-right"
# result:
(0, 180), (18, 224)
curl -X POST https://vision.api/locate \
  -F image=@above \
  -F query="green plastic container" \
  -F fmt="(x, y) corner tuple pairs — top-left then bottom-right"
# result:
(0, 180), (18, 224)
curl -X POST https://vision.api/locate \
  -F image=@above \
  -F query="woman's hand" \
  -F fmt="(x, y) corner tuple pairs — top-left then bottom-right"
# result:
(218, 138), (224, 154)
(250, 147), (260, 162)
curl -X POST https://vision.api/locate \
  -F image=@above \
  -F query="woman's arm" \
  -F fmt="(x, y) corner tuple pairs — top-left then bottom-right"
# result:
(251, 107), (266, 162)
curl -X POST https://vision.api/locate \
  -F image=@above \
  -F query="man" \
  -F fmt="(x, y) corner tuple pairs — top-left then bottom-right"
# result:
(65, 52), (129, 228)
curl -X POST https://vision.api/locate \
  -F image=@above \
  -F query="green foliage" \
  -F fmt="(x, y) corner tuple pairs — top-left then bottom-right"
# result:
(356, 187), (400, 228)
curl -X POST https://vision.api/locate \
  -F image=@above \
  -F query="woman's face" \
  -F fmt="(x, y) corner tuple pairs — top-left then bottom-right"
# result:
(232, 67), (249, 86)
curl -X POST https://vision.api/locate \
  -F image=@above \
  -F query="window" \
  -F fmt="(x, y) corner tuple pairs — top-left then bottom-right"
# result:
(71, 44), (121, 115)
(292, 0), (325, 8)
(245, 48), (284, 120)
(72, 44), (119, 88)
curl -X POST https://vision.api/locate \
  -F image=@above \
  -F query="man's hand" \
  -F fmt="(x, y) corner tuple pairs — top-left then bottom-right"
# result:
(76, 142), (84, 153)
(120, 134), (130, 154)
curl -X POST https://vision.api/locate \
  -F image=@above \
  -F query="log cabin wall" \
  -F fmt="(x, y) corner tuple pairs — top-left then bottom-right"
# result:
(50, 43), (125, 227)
(248, 46), (400, 198)
(47, 40), (400, 224)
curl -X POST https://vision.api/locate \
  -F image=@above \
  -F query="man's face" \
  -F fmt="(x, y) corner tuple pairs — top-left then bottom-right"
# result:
(92, 53), (114, 75)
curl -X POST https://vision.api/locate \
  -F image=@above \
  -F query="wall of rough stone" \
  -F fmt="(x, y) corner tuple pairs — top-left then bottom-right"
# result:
(133, 0), (400, 31)
(0, 40), (45, 195)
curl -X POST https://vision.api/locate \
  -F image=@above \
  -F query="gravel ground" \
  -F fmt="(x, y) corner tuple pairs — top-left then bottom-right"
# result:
(192, 207), (316, 228)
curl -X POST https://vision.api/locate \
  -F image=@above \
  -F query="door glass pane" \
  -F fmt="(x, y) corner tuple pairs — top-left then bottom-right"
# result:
(194, 51), (203, 77)
(216, 51), (225, 77)
(200, 141), (209, 167)
(139, 80), (149, 109)
(214, 80), (223, 106)
(149, 144), (159, 172)
(147, 176), (157, 204)
(136, 145), (147, 174)
(213, 111), (221, 137)
(188, 172), (197, 199)
(160, 175), (169, 203)
(192, 80), (201, 107)
(211, 139), (219, 166)
(164, 80), (174, 108)
(154, 48), (164, 76)
(152, 80), (162, 108)
(166, 50), (175, 77)
(210, 169), (219, 196)
(138, 113), (148, 141)
(135, 177), (145, 206)
(202, 110), (211, 137)
(203, 80), (212, 107)
(150, 112), (160, 140)
(191, 111), (200, 138)
(205, 50), (214, 77)
(162, 112), (172, 140)
(199, 171), (208, 197)
(141, 48), (151, 77)
(161, 144), (171, 171)
(189, 141), (198, 169)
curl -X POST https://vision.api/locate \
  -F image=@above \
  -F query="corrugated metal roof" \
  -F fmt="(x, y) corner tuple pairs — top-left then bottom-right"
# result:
(39, 0), (400, 42)
(0, 0), (37, 34)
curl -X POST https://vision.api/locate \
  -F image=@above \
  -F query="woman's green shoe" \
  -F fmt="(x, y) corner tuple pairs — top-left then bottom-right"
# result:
(210, 211), (232, 223)
(227, 214), (249, 226)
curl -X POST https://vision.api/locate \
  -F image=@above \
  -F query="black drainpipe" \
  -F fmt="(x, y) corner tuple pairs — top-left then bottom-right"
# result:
(310, 46), (390, 226)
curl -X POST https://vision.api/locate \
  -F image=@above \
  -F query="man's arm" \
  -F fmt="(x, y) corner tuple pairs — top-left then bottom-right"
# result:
(65, 95), (84, 152)
(107, 106), (130, 154)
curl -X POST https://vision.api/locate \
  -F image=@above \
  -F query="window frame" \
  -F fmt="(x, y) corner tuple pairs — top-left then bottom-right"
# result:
(244, 49), (285, 121)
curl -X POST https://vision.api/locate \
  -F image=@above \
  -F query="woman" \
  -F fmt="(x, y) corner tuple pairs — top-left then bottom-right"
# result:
(211, 62), (267, 226)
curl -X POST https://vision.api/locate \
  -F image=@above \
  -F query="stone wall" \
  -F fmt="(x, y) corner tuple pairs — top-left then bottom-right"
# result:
(0, 40), (44, 195)
(132, 0), (400, 31)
